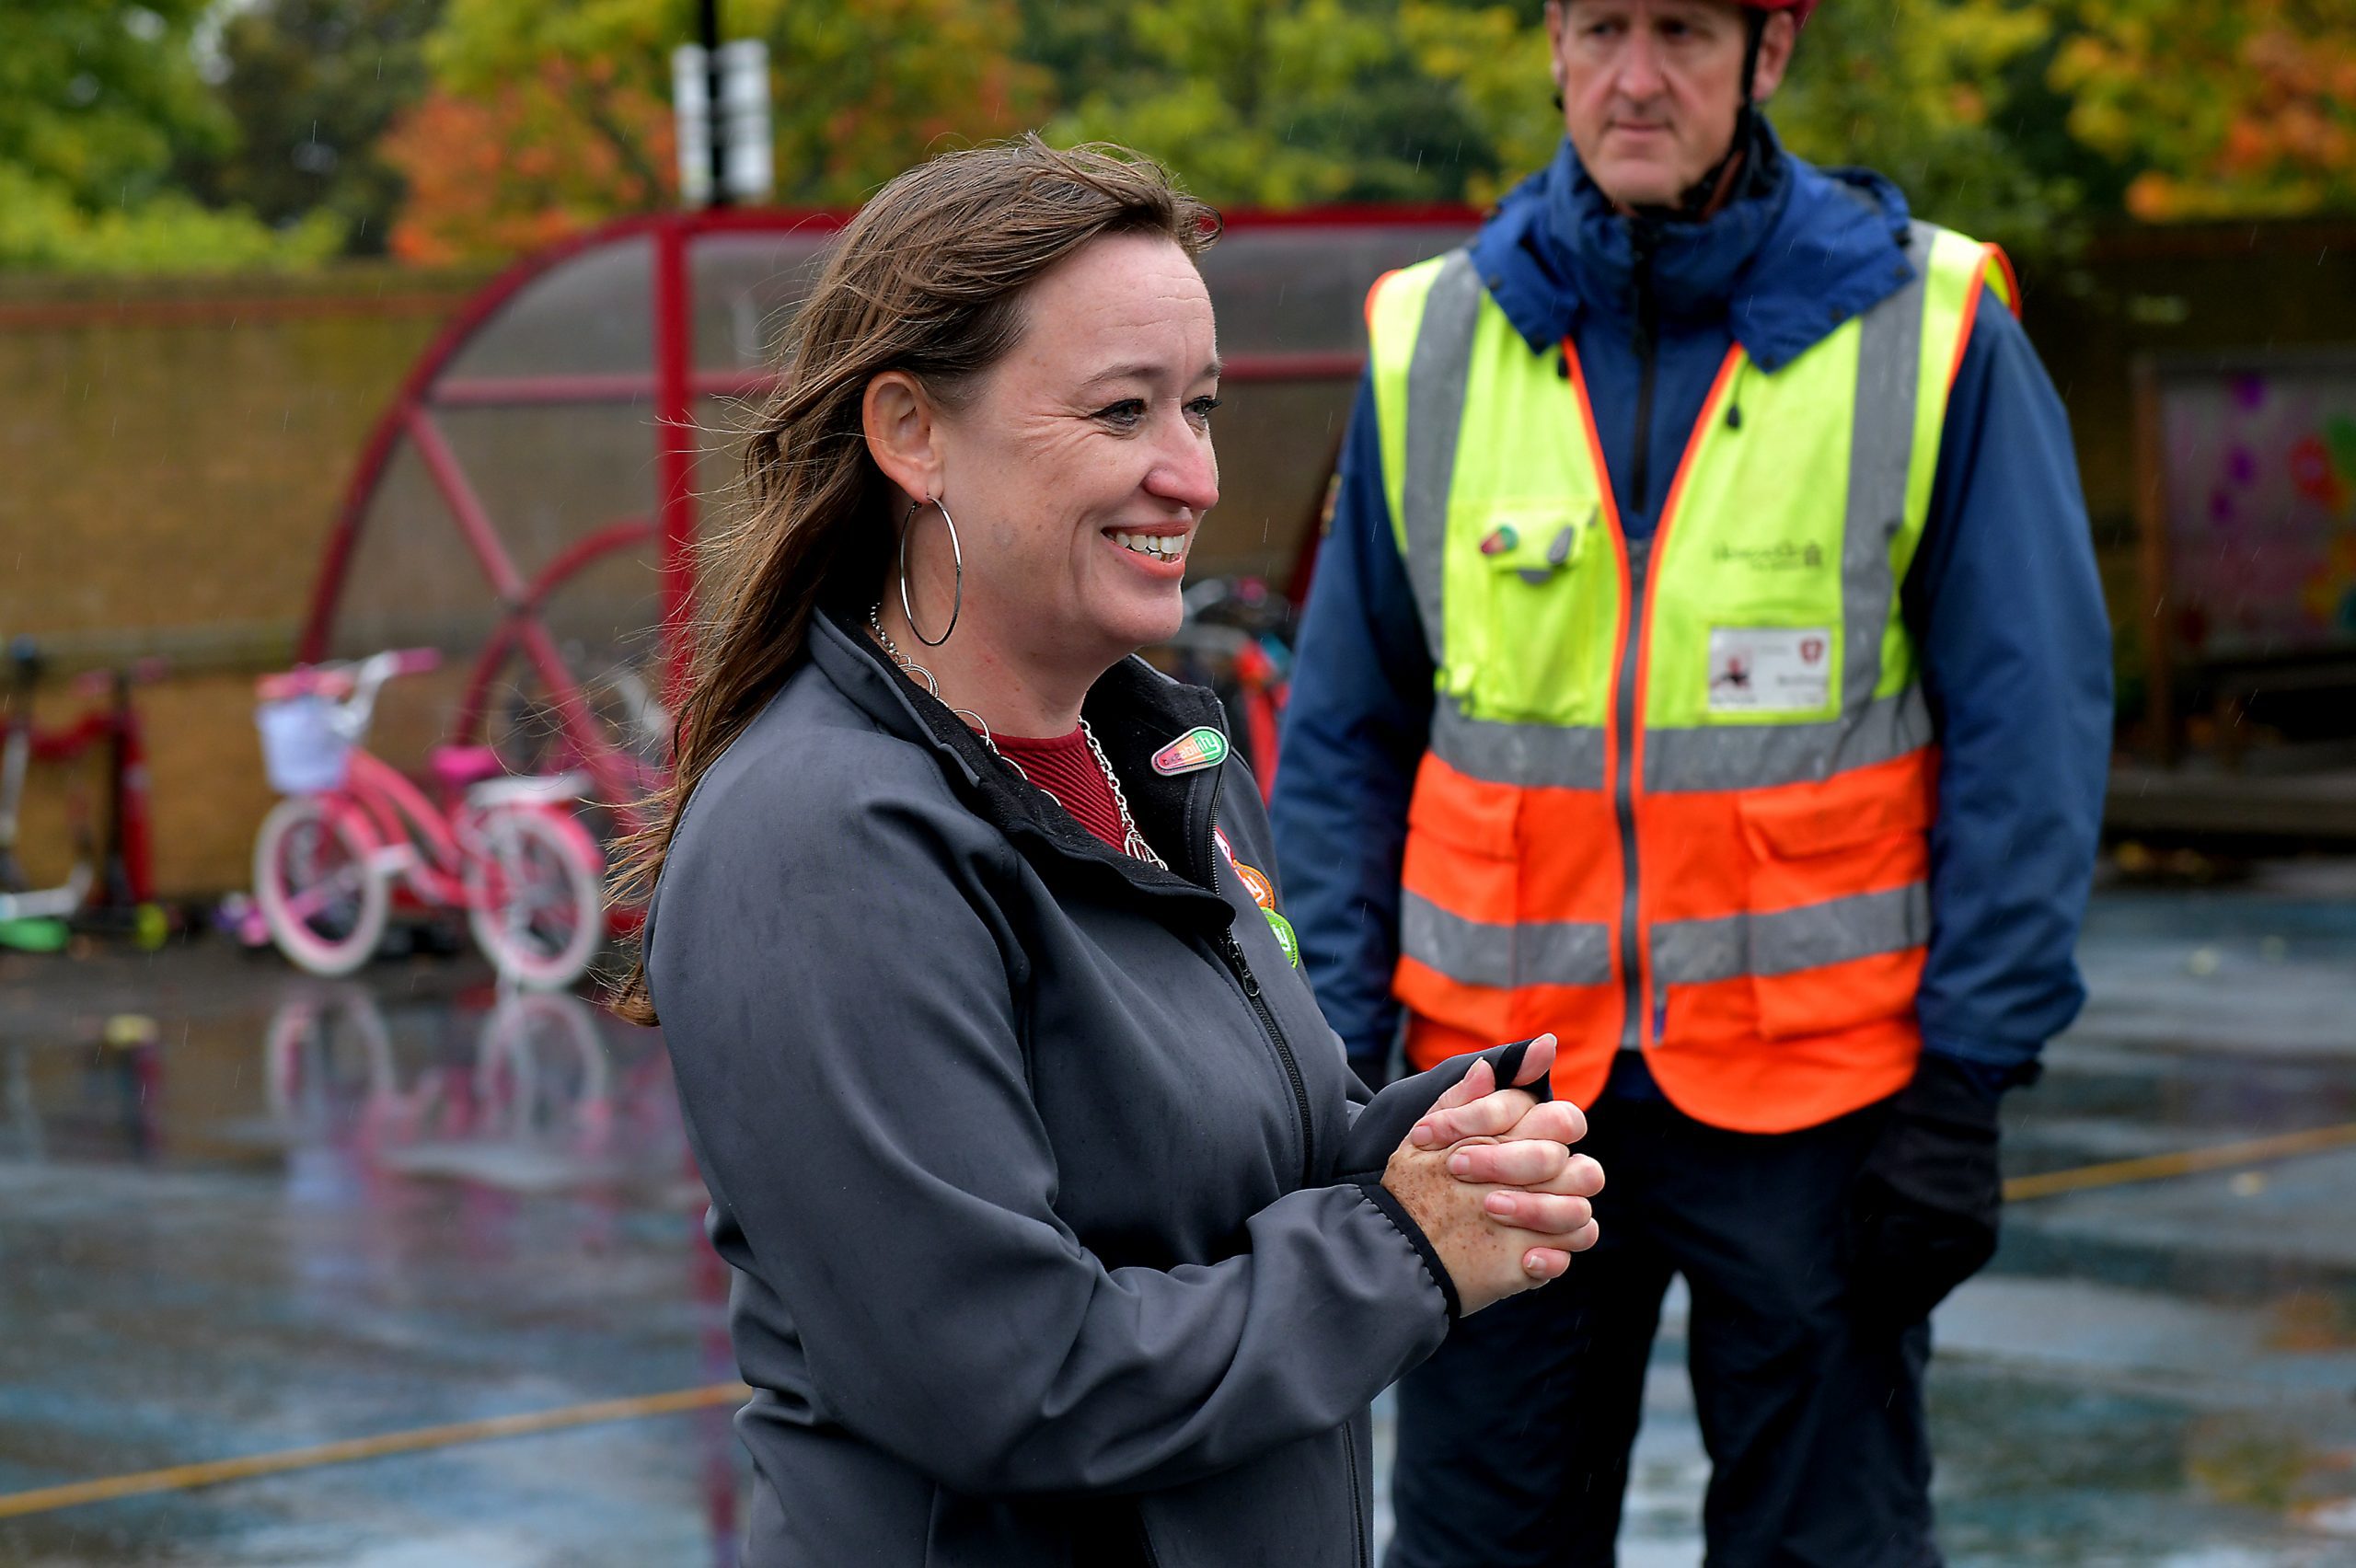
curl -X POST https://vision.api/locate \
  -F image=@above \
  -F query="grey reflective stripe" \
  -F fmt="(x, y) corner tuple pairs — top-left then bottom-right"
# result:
(1837, 225), (1932, 713)
(1641, 230), (1933, 798)
(1400, 252), (1484, 667)
(1642, 688), (1933, 792)
(1431, 697), (1608, 790)
(1400, 891), (1613, 988)
(1652, 882), (1930, 985)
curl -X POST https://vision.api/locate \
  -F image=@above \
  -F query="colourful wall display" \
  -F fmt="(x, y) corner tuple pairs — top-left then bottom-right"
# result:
(2160, 356), (2356, 663)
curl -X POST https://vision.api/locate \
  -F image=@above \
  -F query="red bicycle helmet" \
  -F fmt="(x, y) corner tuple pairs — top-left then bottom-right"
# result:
(1737, 0), (1818, 27)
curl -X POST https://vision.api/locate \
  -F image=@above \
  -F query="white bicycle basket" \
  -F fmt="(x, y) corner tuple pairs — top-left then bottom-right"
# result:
(256, 695), (352, 793)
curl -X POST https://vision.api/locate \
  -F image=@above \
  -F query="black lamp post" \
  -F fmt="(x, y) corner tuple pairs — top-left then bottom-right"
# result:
(699, 0), (729, 209)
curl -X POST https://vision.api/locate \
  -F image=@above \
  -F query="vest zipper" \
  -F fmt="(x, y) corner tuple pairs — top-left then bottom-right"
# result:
(1220, 929), (1316, 1190)
(1612, 537), (1651, 1051)
(1614, 224), (1663, 1052)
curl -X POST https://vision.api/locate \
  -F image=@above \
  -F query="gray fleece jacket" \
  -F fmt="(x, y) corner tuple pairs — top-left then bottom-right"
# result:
(646, 609), (1542, 1568)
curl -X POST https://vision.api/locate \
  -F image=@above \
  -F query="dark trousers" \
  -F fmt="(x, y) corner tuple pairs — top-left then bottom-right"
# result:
(1387, 1069), (1936, 1568)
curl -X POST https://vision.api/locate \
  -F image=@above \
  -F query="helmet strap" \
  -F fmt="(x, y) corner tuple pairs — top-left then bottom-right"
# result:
(1638, 8), (1773, 223)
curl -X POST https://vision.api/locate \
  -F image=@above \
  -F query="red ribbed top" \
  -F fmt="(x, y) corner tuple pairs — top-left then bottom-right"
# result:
(993, 726), (1127, 853)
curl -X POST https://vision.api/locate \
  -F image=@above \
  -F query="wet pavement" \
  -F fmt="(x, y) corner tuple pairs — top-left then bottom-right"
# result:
(5, 865), (2356, 1564)
(0, 954), (745, 1566)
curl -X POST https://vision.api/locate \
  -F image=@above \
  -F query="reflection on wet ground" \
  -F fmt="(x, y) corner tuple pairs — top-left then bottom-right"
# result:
(0, 957), (743, 1566)
(4, 864), (2356, 1564)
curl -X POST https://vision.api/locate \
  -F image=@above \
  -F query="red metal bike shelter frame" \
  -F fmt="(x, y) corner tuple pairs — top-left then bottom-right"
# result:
(451, 517), (663, 804)
(653, 225), (699, 706)
(405, 407), (527, 603)
(298, 204), (1481, 809)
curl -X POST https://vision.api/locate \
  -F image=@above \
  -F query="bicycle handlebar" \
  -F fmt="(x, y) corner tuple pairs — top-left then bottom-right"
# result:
(257, 649), (442, 746)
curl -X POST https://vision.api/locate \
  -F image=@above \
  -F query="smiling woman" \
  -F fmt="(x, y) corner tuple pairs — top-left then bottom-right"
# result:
(607, 138), (1609, 1567)
(859, 228), (1225, 732)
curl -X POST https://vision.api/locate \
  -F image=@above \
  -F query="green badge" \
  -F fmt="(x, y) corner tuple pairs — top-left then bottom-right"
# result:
(1264, 907), (1301, 968)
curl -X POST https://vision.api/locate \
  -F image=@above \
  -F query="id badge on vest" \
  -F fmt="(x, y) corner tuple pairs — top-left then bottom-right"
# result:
(1706, 627), (1833, 713)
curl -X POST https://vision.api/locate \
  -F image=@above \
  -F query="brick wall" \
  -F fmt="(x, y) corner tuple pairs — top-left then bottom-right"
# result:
(0, 270), (479, 898)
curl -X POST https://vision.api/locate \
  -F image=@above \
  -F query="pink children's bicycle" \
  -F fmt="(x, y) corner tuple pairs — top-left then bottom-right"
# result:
(251, 649), (606, 986)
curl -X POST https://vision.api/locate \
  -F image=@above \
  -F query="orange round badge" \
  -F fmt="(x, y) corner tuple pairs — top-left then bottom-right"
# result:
(1234, 863), (1276, 912)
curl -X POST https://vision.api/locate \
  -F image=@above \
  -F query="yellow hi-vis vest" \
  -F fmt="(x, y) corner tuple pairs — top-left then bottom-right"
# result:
(1366, 223), (2016, 1133)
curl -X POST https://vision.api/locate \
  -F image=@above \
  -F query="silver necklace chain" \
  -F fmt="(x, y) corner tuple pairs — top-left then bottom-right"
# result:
(1077, 715), (1167, 870)
(869, 603), (1166, 870)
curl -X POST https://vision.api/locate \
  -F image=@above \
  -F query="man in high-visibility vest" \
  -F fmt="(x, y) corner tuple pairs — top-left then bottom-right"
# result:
(1271, 0), (2111, 1560)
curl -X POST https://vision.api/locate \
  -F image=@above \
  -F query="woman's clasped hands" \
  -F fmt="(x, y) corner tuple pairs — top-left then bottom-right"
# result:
(1380, 1033), (1605, 1317)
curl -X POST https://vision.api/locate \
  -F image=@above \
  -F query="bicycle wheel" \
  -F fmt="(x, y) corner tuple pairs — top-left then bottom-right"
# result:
(464, 805), (605, 990)
(252, 796), (388, 977)
(474, 637), (665, 837)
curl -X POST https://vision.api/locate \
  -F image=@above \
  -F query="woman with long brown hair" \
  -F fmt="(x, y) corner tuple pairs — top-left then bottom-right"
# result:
(619, 138), (1604, 1567)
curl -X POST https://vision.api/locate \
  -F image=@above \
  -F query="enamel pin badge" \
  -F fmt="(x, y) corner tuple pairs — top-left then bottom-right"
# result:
(1264, 908), (1302, 968)
(1151, 725), (1230, 776)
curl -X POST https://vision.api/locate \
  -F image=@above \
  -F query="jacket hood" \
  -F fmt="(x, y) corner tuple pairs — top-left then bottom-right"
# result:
(1468, 119), (1916, 372)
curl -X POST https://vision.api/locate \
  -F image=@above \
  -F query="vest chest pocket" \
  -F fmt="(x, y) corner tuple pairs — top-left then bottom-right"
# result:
(1442, 501), (1617, 727)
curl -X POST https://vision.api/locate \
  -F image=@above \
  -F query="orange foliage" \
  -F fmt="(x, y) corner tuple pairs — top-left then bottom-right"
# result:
(2060, 0), (2356, 222)
(380, 63), (676, 266)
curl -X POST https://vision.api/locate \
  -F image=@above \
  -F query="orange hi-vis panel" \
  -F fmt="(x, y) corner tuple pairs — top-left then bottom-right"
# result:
(1365, 222), (2015, 1133)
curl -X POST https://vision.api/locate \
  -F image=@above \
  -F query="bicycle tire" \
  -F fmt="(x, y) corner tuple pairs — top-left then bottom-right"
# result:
(253, 796), (389, 978)
(464, 805), (605, 990)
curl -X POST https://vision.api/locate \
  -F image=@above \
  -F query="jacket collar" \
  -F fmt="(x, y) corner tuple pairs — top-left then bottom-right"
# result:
(1468, 119), (1916, 373)
(807, 606), (1237, 916)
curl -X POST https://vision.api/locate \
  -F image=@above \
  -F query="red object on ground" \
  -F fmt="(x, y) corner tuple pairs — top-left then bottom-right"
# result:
(25, 662), (162, 908)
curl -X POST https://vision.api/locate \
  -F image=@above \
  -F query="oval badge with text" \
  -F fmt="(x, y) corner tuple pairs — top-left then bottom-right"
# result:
(1151, 725), (1230, 776)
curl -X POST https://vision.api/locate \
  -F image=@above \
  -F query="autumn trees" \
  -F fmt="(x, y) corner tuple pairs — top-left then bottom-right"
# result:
(7, 0), (2354, 272)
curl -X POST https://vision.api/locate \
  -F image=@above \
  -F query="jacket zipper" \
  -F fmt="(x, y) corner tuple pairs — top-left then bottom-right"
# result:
(1134, 1509), (1165, 1568)
(1341, 1418), (1369, 1568)
(1220, 929), (1316, 1191)
(1628, 225), (1661, 517)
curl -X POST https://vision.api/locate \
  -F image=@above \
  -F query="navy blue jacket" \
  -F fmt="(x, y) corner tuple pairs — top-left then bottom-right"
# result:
(1271, 129), (2113, 1093)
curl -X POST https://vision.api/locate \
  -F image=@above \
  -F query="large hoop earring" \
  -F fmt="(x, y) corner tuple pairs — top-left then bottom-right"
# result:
(898, 495), (962, 648)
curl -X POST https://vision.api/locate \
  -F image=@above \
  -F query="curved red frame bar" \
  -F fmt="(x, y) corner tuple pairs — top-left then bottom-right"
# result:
(297, 202), (1482, 819)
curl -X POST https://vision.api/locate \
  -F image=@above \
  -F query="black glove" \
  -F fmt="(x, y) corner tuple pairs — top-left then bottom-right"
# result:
(1847, 1052), (2027, 1327)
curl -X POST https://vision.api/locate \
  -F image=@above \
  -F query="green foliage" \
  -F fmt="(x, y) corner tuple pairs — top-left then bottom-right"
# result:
(11, 0), (2354, 273)
(1044, 0), (1506, 207)
(1772, 0), (2080, 247)
(409, 0), (1045, 219)
(1398, 3), (1559, 206)
(177, 0), (444, 257)
(0, 0), (333, 271)
(1032, 0), (2098, 237)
